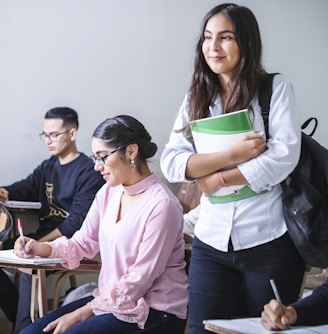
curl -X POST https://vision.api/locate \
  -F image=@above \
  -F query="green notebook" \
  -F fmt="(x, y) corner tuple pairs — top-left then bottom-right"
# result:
(190, 109), (262, 203)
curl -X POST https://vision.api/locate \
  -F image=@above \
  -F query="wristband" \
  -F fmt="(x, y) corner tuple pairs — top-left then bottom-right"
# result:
(220, 171), (229, 187)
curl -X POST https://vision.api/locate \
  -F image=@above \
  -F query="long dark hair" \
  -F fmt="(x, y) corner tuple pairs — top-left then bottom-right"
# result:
(188, 3), (266, 122)
(93, 115), (157, 162)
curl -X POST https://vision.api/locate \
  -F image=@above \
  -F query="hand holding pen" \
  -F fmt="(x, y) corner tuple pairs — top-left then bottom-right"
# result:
(14, 223), (52, 259)
(269, 279), (292, 329)
(17, 218), (28, 258)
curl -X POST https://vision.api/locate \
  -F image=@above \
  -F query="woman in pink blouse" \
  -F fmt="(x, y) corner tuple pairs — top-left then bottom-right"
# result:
(15, 115), (188, 334)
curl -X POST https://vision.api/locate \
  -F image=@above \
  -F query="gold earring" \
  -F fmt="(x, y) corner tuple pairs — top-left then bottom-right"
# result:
(130, 156), (135, 172)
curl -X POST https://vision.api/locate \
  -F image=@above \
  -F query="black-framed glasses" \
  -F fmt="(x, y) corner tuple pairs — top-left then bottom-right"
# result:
(90, 149), (118, 165)
(39, 129), (71, 142)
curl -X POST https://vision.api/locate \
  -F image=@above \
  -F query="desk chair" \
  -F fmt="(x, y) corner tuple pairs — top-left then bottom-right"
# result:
(6, 206), (101, 316)
(303, 267), (328, 291)
(175, 182), (202, 275)
(0, 202), (13, 242)
(51, 257), (101, 310)
(175, 182), (202, 334)
(176, 182), (202, 215)
(0, 259), (101, 323)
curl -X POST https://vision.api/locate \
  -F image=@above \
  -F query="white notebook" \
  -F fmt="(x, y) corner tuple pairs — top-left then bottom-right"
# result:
(4, 200), (42, 210)
(203, 317), (328, 334)
(0, 249), (65, 265)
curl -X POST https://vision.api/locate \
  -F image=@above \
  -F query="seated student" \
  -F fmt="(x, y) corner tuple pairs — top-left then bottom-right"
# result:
(183, 204), (200, 239)
(14, 115), (188, 334)
(0, 107), (104, 332)
(261, 279), (328, 329)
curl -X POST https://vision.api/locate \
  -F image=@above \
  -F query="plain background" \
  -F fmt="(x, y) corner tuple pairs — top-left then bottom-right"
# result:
(0, 0), (327, 185)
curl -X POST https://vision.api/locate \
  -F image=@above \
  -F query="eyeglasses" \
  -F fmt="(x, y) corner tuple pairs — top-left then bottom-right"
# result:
(39, 129), (71, 142)
(90, 149), (118, 165)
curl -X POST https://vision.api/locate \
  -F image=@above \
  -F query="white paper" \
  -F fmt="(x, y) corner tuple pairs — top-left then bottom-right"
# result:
(0, 249), (65, 265)
(203, 317), (328, 334)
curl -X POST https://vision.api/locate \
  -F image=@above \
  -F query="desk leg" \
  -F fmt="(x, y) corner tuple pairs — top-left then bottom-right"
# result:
(37, 269), (48, 317)
(30, 270), (38, 322)
(30, 269), (48, 321)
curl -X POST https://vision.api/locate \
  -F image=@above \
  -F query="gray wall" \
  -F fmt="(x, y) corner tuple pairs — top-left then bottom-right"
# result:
(1, 0), (327, 185)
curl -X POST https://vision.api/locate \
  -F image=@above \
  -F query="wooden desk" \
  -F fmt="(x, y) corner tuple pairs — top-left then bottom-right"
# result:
(0, 260), (101, 321)
(3, 206), (101, 320)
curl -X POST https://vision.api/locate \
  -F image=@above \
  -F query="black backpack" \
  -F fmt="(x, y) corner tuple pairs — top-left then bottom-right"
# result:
(259, 73), (328, 268)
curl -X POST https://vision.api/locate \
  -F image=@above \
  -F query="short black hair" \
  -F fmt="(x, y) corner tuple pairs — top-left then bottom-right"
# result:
(44, 107), (79, 129)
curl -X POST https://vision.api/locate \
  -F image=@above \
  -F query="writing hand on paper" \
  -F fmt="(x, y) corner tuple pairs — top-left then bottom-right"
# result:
(261, 299), (297, 330)
(14, 237), (52, 259)
(230, 132), (266, 164)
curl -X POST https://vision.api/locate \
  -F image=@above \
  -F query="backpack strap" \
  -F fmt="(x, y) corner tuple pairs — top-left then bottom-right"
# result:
(258, 73), (278, 137)
(259, 73), (318, 139)
(302, 117), (318, 137)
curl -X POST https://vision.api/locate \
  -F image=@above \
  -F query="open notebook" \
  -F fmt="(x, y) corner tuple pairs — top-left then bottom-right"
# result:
(203, 317), (328, 334)
(0, 249), (65, 265)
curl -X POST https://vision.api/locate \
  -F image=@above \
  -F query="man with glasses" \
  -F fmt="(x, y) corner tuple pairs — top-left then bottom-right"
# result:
(0, 107), (105, 332)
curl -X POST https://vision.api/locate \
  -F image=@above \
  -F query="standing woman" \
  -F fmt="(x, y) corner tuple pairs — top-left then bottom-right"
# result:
(15, 115), (188, 334)
(160, 3), (305, 334)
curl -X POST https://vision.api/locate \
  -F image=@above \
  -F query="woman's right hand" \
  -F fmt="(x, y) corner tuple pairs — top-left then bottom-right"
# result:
(14, 237), (52, 258)
(230, 132), (267, 164)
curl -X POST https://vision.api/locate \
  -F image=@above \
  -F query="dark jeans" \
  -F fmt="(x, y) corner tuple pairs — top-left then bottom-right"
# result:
(0, 268), (18, 323)
(20, 296), (186, 334)
(13, 272), (34, 334)
(187, 233), (305, 334)
(14, 271), (55, 334)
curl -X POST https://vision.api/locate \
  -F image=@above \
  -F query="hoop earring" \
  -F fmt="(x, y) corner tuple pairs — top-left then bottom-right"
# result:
(130, 156), (136, 172)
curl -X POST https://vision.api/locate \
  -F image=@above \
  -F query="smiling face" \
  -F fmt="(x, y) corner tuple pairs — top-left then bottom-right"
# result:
(91, 137), (132, 187)
(202, 12), (241, 83)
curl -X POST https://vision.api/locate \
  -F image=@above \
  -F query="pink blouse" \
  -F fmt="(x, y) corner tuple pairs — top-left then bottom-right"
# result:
(49, 173), (188, 328)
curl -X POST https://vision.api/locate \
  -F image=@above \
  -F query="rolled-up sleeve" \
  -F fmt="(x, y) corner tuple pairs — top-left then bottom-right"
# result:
(238, 75), (301, 192)
(161, 95), (195, 183)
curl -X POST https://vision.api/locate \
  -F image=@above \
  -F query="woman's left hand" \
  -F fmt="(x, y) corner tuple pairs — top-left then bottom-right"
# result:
(196, 172), (221, 196)
(43, 305), (93, 334)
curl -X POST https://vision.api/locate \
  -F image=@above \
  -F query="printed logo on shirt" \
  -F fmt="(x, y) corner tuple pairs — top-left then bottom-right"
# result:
(40, 182), (69, 220)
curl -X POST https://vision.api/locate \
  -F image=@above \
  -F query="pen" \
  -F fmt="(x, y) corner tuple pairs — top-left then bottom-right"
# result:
(17, 218), (26, 249)
(270, 279), (291, 329)
(17, 218), (28, 258)
(209, 106), (214, 117)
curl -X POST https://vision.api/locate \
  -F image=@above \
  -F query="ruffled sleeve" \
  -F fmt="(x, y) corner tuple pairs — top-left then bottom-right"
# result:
(88, 285), (149, 329)
(47, 237), (81, 269)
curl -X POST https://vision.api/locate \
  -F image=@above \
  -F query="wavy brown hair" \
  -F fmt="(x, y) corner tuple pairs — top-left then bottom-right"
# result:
(188, 3), (267, 123)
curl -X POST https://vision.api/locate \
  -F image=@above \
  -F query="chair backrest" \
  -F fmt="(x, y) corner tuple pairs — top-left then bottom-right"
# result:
(175, 182), (202, 275)
(175, 182), (202, 214)
(0, 203), (13, 242)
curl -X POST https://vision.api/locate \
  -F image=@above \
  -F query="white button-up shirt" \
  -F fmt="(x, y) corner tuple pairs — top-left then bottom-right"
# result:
(161, 74), (301, 251)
